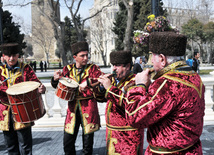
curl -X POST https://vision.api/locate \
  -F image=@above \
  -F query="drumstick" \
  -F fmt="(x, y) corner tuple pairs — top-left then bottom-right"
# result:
(123, 69), (154, 91)
(63, 68), (72, 77)
(3, 72), (20, 82)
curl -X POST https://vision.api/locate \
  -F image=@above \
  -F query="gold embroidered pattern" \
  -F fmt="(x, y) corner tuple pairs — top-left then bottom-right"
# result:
(126, 80), (168, 116)
(153, 61), (187, 80)
(0, 110), (9, 131)
(82, 113), (99, 134)
(14, 122), (31, 130)
(65, 113), (76, 134)
(109, 137), (120, 155)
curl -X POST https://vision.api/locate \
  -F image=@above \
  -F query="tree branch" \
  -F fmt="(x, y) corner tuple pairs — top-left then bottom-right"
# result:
(82, 2), (112, 25)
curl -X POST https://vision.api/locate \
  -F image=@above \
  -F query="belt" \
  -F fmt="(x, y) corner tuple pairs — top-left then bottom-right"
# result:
(75, 96), (93, 100)
(106, 123), (137, 131)
(149, 143), (195, 154)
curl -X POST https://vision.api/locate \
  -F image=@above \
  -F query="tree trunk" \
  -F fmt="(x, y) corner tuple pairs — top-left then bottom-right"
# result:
(123, 2), (134, 51)
(101, 50), (106, 66)
(59, 22), (68, 66)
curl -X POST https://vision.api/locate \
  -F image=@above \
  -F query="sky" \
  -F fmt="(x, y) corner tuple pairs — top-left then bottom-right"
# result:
(2, 0), (94, 34)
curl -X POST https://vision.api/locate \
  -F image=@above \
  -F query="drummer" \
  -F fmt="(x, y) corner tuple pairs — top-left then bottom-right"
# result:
(0, 43), (46, 154)
(51, 41), (105, 155)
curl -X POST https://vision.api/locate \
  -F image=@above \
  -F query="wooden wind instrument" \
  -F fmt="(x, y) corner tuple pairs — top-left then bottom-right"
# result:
(123, 68), (155, 92)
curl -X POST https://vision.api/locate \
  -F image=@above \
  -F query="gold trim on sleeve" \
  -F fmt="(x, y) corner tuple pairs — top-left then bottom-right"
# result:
(163, 74), (203, 98)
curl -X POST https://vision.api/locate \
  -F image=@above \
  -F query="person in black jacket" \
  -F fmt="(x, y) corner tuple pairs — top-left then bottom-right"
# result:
(40, 61), (43, 72)
(133, 56), (144, 74)
(192, 51), (200, 73)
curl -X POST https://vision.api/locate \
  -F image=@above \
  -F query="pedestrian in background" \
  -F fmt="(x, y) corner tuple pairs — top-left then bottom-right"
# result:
(44, 61), (47, 72)
(40, 61), (43, 72)
(125, 32), (205, 154)
(192, 50), (200, 73)
(133, 56), (145, 74)
(98, 50), (144, 155)
(0, 43), (46, 154)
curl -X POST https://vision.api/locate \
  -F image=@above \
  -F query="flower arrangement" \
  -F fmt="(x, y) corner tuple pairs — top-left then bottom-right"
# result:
(133, 14), (179, 47)
(144, 15), (171, 32)
(133, 30), (149, 46)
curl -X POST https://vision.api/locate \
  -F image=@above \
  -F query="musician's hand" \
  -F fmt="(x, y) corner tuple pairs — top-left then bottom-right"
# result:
(38, 84), (46, 94)
(135, 69), (151, 88)
(54, 70), (62, 81)
(0, 81), (3, 86)
(98, 75), (111, 90)
(79, 81), (87, 92)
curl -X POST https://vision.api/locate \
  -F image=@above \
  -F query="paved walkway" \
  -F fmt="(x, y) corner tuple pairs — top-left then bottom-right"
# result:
(1, 124), (214, 155)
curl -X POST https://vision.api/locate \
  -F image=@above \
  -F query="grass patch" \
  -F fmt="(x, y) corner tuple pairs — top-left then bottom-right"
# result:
(199, 70), (214, 75)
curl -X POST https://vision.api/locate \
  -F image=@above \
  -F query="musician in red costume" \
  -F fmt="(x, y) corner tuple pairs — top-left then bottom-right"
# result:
(125, 32), (205, 154)
(98, 50), (144, 155)
(0, 43), (46, 154)
(51, 41), (105, 155)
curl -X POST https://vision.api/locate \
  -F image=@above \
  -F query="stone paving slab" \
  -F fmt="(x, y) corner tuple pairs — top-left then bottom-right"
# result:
(1, 125), (214, 154)
(0, 127), (148, 155)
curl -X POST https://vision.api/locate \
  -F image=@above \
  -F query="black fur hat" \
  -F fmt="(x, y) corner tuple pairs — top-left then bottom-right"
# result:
(71, 41), (89, 55)
(110, 50), (132, 65)
(0, 43), (20, 55)
(149, 32), (187, 56)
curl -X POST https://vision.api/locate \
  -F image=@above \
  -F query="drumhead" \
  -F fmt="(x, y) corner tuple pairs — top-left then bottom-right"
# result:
(59, 77), (79, 88)
(6, 81), (40, 95)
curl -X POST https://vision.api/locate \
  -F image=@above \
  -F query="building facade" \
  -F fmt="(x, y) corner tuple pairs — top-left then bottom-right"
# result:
(31, 0), (60, 62)
(89, 0), (119, 66)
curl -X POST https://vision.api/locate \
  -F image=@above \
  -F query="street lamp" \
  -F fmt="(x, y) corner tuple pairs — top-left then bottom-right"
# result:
(0, 0), (3, 44)
(151, 0), (159, 16)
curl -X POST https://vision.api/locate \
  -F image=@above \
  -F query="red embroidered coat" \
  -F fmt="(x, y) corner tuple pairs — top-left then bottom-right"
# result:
(54, 63), (105, 135)
(105, 73), (144, 155)
(126, 61), (205, 154)
(0, 62), (41, 131)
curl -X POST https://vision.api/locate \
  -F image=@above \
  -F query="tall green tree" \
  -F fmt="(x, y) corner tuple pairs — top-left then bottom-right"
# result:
(182, 18), (205, 59)
(2, 10), (26, 55)
(112, 0), (166, 57)
(56, 15), (87, 62)
(203, 22), (214, 63)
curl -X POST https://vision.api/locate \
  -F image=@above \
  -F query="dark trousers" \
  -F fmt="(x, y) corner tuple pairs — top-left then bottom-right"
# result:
(63, 108), (94, 155)
(3, 111), (32, 155)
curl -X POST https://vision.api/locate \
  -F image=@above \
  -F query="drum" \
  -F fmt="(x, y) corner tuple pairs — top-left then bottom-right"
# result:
(6, 81), (46, 123)
(55, 77), (79, 101)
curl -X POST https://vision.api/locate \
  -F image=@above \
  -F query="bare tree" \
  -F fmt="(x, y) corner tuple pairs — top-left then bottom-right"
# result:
(3, 0), (68, 65)
(31, 18), (54, 65)
(90, 13), (107, 66)
(64, 0), (112, 41)
(32, 0), (68, 66)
